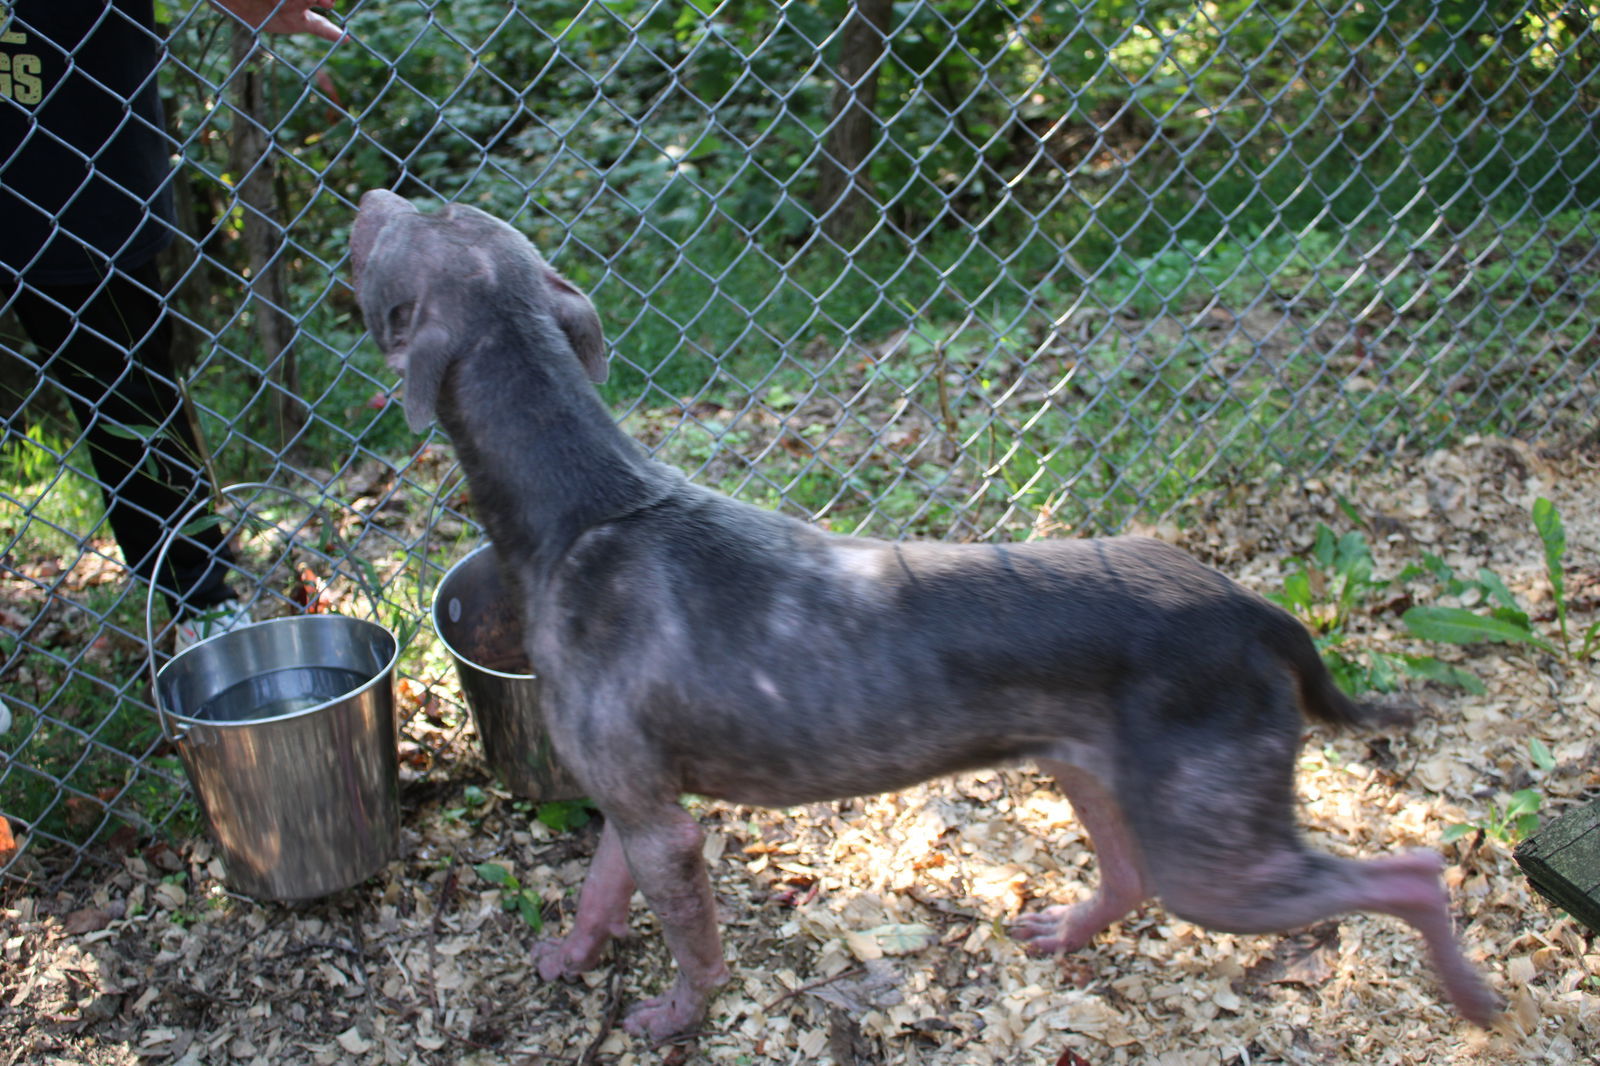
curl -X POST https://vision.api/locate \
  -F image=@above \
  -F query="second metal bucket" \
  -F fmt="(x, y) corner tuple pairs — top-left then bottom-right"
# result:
(432, 545), (582, 800)
(154, 614), (401, 901)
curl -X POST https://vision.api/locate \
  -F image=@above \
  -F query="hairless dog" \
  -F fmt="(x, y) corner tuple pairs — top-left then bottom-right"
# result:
(350, 191), (1498, 1042)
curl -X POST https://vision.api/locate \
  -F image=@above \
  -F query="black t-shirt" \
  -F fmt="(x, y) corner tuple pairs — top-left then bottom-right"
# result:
(0, 1), (175, 283)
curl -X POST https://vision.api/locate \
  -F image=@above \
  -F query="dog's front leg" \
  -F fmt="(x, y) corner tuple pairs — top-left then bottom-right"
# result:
(533, 818), (636, 979)
(613, 805), (731, 1041)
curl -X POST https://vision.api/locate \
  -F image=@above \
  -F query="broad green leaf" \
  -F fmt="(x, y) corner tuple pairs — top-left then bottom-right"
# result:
(516, 893), (544, 932)
(1365, 652), (1399, 693)
(1488, 605), (1534, 629)
(1528, 737), (1555, 772)
(1335, 531), (1372, 573)
(1312, 523), (1337, 570)
(1399, 655), (1485, 694)
(537, 800), (594, 833)
(1473, 568), (1524, 618)
(1323, 649), (1363, 696)
(1275, 570), (1313, 613)
(179, 514), (226, 537)
(1420, 552), (1454, 586)
(1441, 823), (1476, 843)
(1402, 606), (1554, 654)
(1531, 498), (1567, 644)
(1505, 789), (1542, 818)
(1531, 497), (1566, 576)
(474, 862), (517, 888)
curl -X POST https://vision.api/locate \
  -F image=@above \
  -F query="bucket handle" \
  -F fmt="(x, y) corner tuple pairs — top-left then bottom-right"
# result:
(143, 481), (385, 743)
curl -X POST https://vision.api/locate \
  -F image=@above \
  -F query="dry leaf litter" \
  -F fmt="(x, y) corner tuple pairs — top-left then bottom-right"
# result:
(3, 435), (1598, 1065)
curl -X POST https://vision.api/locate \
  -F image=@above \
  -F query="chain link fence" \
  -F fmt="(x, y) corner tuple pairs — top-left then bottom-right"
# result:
(3, 0), (1596, 883)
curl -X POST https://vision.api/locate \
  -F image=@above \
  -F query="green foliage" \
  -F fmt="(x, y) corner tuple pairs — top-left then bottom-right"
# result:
(440, 784), (490, 824)
(531, 798), (596, 834)
(473, 860), (552, 932)
(144, 0), (1600, 475)
(1441, 789), (1543, 846)
(1402, 498), (1597, 662)
(1402, 606), (1556, 655)
(1270, 522), (1480, 696)
(0, 622), (200, 846)
(1442, 739), (1556, 846)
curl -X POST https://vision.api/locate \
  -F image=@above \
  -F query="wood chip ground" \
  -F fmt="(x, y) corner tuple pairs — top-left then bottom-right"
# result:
(3, 435), (1597, 1065)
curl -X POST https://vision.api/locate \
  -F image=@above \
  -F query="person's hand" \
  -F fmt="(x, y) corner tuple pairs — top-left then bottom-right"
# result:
(210, 0), (345, 44)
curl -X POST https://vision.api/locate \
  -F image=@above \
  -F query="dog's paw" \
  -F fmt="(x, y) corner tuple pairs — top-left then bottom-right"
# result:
(532, 935), (599, 982)
(621, 980), (707, 1043)
(1007, 903), (1107, 956)
(1456, 978), (1504, 1030)
(1008, 906), (1075, 956)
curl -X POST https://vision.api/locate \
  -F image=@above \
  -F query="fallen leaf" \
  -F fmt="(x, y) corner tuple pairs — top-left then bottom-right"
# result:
(105, 824), (139, 855)
(63, 907), (112, 935)
(337, 1025), (373, 1055)
(865, 922), (937, 956)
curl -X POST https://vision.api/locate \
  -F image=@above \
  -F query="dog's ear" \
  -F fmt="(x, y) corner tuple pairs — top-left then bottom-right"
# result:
(546, 272), (609, 384)
(399, 321), (454, 432)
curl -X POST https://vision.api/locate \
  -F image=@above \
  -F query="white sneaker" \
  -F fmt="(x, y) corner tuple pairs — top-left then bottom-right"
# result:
(174, 600), (255, 651)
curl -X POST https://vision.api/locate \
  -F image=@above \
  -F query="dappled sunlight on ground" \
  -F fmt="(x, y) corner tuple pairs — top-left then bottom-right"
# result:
(3, 436), (1597, 1063)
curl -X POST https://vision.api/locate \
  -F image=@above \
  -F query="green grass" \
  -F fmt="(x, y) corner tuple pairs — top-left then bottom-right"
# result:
(0, 589), (200, 849)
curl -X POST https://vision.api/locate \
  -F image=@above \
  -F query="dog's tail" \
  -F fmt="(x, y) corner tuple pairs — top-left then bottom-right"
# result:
(1265, 610), (1416, 731)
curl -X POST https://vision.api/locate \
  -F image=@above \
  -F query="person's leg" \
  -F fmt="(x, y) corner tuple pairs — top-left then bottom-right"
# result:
(8, 261), (235, 617)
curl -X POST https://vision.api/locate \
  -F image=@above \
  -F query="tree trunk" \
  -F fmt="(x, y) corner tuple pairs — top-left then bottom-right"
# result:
(813, 0), (893, 245)
(229, 27), (303, 451)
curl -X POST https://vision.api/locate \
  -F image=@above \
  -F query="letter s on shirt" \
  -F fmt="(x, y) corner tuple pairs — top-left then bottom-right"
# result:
(1, 52), (45, 106)
(1, 9), (43, 108)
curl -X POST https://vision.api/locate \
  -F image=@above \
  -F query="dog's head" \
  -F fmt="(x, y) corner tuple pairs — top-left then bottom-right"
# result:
(350, 189), (607, 432)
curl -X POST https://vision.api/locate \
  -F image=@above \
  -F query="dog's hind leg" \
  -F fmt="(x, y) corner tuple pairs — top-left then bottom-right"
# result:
(1122, 704), (1501, 1026)
(609, 804), (732, 1041)
(533, 818), (636, 980)
(1151, 839), (1500, 1025)
(1009, 758), (1151, 954)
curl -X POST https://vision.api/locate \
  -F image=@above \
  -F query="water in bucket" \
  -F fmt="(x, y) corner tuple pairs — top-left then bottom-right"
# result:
(194, 665), (375, 723)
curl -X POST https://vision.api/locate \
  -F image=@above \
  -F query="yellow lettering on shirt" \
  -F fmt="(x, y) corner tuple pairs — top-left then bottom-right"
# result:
(0, 3), (41, 107)
(3, 52), (42, 105)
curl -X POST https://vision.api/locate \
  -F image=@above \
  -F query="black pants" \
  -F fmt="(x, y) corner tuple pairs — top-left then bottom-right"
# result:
(5, 260), (233, 616)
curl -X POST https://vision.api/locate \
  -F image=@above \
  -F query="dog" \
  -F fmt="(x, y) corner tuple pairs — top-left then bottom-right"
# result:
(350, 190), (1497, 1041)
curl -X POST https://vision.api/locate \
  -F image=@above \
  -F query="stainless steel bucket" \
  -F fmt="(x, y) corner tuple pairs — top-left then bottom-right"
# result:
(154, 615), (401, 900)
(432, 545), (582, 801)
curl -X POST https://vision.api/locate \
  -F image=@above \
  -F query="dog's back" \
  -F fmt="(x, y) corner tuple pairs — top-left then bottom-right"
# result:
(534, 476), (1341, 809)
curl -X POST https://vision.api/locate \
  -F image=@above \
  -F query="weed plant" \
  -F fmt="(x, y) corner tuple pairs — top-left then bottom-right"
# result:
(1404, 497), (1600, 664)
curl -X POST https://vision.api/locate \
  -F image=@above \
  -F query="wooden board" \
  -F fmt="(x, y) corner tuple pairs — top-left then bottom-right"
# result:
(1514, 796), (1600, 936)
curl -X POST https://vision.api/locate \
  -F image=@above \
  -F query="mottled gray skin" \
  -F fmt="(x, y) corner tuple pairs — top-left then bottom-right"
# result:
(351, 190), (1498, 1041)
